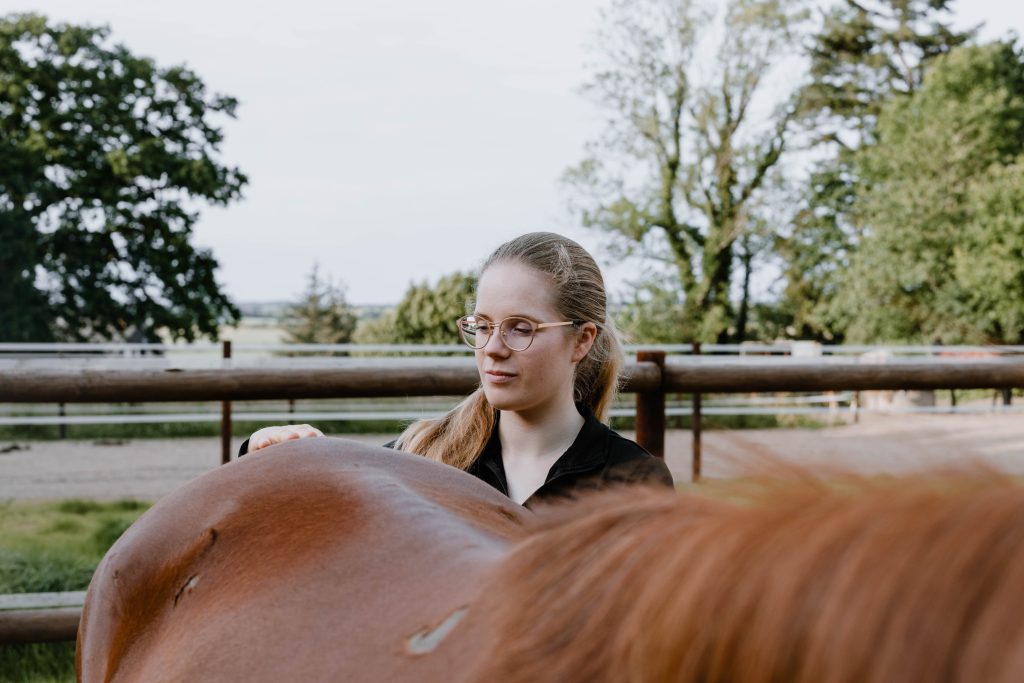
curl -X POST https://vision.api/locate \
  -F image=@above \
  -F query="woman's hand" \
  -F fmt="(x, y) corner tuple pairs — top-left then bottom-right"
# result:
(247, 424), (324, 453)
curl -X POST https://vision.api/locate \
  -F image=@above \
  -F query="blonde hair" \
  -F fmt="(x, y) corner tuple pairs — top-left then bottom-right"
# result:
(394, 232), (624, 470)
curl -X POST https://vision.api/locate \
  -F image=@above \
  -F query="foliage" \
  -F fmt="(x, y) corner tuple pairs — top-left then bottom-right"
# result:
(615, 271), (794, 344)
(352, 311), (398, 345)
(565, 0), (807, 343)
(279, 264), (357, 347)
(0, 14), (246, 343)
(799, 0), (972, 142)
(779, 0), (972, 339)
(613, 274), (688, 344)
(379, 270), (477, 345)
(828, 42), (1024, 343)
(0, 210), (53, 342)
(0, 414), (406, 440)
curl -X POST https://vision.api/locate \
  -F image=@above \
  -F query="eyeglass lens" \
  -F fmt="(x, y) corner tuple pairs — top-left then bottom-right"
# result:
(459, 316), (534, 351)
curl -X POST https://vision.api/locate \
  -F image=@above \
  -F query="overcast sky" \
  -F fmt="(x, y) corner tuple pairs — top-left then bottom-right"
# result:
(8, 1), (1024, 305)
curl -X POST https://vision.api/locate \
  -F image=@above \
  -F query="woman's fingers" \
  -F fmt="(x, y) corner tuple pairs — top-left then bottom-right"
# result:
(292, 425), (324, 439)
(248, 424), (324, 452)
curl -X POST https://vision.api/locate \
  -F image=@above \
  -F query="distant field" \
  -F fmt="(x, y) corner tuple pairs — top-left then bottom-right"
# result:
(217, 318), (288, 345)
(213, 308), (393, 346)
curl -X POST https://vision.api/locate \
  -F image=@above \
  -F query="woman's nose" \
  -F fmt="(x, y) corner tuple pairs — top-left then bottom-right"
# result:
(482, 327), (510, 355)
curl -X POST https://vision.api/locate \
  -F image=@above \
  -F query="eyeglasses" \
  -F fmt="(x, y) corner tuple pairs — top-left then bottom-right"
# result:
(457, 315), (580, 352)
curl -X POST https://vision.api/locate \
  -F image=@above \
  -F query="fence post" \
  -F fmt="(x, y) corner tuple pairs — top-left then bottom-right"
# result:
(634, 350), (665, 459)
(57, 349), (66, 440)
(288, 351), (296, 424)
(692, 342), (702, 482)
(221, 341), (232, 465)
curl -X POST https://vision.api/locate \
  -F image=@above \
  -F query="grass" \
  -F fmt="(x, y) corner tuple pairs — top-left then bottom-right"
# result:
(0, 499), (151, 683)
(0, 414), (829, 443)
(0, 418), (411, 442)
(611, 412), (831, 432)
(2, 386), (936, 443)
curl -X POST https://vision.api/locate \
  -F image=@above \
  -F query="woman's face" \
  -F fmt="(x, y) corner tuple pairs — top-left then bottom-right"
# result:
(472, 261), (596, 417)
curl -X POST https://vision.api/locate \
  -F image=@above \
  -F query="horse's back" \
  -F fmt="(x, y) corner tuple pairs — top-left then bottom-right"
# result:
(77, 438), (527, 683)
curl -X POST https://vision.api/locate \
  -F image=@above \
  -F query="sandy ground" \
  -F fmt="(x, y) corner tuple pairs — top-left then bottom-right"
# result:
(0, 413), (1021, 501)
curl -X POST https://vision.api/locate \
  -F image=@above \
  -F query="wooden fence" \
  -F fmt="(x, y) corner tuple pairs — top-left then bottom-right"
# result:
(2, 352), (1021, 467)
(1, 354), (1022, 644)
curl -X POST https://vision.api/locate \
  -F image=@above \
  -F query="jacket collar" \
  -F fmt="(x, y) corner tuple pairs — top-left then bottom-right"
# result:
(475, 403), (607, 493)
(544, 403), (607, 481)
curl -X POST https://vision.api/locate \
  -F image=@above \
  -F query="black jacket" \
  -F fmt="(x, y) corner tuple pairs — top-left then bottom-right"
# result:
(466, 405), (674, 507)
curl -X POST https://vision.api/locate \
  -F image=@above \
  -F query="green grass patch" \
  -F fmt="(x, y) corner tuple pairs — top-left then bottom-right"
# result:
(0, 499), (151, 683)
(610, 412), (830, 431)
(0, 418), (411, 441)
(0, 499), (150, 563)
(0, 412), (825, 441)
(0, 643), (76, 683)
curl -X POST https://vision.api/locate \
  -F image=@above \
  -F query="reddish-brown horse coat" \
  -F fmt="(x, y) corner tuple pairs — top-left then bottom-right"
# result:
(77, 438), (528, 683)
(474, 474), (1024, 683)
(79, 441), (1024, 683)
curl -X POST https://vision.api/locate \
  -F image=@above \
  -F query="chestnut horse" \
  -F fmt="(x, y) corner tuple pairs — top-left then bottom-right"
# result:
(78, 439), (1024, 682)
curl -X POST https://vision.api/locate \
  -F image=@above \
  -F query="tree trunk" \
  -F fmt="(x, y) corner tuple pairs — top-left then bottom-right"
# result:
(736, 237), (752, 342)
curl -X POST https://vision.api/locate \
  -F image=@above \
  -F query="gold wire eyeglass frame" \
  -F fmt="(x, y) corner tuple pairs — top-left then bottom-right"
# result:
(456, 315), (579, 351)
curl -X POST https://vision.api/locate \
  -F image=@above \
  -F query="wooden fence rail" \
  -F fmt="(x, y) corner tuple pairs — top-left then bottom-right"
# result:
(0, 592), (84, 644)
(1, 356), (1021, 645)
(3, 359), (1021, 403)
(1, 355), (1020, 465)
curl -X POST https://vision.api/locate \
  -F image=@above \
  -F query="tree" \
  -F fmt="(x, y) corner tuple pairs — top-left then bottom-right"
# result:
(351, 311), (398, 345)
(393, 271), (477, 344)
(800, 0), (972, 144)
(778, 0), (972, 339)
(613, 274), (688, 344)
(827, 42), (1024, 344)
(280, 264), (357, 346)
(0, 209), (52, 341)
(354, 271), (477, 346)
(565, 0), (806, 343)
(0, 14), (246, 342)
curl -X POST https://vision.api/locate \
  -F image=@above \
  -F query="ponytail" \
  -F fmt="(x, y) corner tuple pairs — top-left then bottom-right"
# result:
(394, 388), (495, 470)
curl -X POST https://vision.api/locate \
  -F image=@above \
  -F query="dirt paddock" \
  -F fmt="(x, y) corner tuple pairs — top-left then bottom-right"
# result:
(1, 413), (1021, 501)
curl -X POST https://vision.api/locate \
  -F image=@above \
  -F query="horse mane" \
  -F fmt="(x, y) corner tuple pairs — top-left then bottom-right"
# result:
(471, 471), (1024, 683)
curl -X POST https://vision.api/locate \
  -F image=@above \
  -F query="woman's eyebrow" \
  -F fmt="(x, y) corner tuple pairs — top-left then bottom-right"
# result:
(474, 312), (540, 321)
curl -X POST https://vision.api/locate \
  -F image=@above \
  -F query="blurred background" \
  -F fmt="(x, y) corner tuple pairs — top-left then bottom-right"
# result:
(2, 0), (1024, 347)
(2, 1), (1024, 678)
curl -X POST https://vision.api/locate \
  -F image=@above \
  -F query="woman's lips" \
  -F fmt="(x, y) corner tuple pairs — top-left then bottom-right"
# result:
(485, 370), (517, 384)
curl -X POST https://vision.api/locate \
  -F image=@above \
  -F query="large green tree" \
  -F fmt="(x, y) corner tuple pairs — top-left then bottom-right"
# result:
(565, 0), (806, 343)
(0, 14), (246, 342)
(801, 0), (971, 142)
(827, 42), (1024, 344)
(778, 0), (972, 339)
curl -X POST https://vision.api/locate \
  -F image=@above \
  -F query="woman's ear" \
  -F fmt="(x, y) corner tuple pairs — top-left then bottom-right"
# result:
(571, 322), (598, 363)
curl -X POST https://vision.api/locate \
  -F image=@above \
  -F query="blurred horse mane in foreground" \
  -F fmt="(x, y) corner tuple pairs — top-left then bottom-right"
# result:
(78, 439), (1024, 683)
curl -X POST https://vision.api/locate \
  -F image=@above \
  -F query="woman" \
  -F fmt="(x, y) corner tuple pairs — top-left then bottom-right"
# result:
(242, 232), (673, 506)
